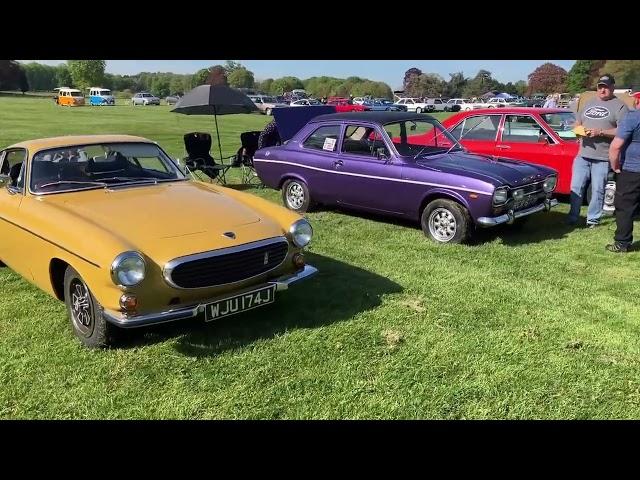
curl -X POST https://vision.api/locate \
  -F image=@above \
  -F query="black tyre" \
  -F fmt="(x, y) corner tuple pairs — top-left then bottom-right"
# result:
(282, 179), (314, 213)
(266, 108), (272, 116)
(64, 266), (115, 348)
(421, 199), (471, 244)
(416, 107), (422, 114)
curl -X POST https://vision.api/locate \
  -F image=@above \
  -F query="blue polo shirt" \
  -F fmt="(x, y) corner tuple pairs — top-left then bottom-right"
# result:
(618, 110), (640, 173)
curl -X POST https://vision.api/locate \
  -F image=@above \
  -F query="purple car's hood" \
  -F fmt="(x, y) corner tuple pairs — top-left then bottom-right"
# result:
(416, 152), (554, 187)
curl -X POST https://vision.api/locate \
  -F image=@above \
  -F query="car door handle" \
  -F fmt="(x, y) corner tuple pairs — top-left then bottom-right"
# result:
(334, 160), (343, 167)
(496, 145), (511, 150)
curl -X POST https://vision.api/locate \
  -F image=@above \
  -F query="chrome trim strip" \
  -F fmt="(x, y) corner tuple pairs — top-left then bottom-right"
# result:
(0, 214), (101, 268)
(163, 236), (289, 289)
(252, 159), (492, 196)
(477, 198), (558, 227)
(102, 264), (318, 328)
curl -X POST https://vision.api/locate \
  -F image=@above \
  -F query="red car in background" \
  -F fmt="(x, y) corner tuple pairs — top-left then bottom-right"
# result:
(439, 108), (578, 195)
(326, 97), (370, 112)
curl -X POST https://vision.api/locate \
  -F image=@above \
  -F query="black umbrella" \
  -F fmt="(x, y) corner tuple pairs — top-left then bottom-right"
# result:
(171, 84), (258, 161)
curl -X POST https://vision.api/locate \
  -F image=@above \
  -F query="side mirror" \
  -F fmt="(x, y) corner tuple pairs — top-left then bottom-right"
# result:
(0, 174), (9, 188)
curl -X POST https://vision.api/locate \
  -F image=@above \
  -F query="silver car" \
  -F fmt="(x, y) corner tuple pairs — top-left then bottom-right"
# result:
(131, 92), (161, 106)
(248, 95), (288, 115)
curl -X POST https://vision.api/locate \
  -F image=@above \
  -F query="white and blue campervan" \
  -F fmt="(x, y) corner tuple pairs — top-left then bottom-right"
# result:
(88, 87), (115, 106)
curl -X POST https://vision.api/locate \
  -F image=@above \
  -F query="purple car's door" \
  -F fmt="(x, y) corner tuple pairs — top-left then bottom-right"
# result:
(333, 124), (403, 214)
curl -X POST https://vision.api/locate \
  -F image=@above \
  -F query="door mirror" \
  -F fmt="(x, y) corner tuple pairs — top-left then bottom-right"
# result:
(538, 132), (551, 144)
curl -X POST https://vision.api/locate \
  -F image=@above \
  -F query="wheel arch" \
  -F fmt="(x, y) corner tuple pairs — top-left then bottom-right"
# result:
(50, 258), (70, 301)
(418, 189), (471, 219)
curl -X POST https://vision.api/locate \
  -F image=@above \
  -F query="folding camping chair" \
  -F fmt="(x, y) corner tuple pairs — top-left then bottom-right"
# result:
(182, 132), (232, 184)
(232, 130), (262, 186)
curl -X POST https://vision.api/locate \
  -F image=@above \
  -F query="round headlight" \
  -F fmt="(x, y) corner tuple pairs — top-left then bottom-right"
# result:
(543, 175), (557, 193)
(111, 252), (146, 287)
(289, 219), (313, 248)
(493, 187), (508, 205)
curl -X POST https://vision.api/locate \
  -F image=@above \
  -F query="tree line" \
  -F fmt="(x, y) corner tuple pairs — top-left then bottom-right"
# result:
(3, 60), (640, 99)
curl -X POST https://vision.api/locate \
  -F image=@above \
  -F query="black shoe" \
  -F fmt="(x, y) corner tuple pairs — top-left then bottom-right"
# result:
(606, 242), (629, 253)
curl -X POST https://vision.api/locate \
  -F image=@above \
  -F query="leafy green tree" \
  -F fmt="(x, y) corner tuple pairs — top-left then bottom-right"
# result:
(151, 77), (171, 97)
(228, 68), (255, 88)
(462, 70), (495, 97)
(445, 72), (467, 98)
(257, 78), (274, 93)
(565, 60), (594, 94)
(271, 76), (304, 94)
(526, 62), (568, 94)
(193, 68), (210, 86)
(600, 60), (640, 89)
(22, 62), (57, 90)
(55, 64), (72, 89)
(170, 77), (184, 95)
(67, 60), (106, 91)
(514, 80), (527, 96)
(403, 67), (422, 91)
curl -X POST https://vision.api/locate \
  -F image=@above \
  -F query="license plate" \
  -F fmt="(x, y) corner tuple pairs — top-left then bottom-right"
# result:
(513, 196), (537, 210)
(204, 285), (276, 322)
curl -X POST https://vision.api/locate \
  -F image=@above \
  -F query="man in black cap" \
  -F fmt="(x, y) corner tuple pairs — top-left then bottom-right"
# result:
(567, 74), (629, 227)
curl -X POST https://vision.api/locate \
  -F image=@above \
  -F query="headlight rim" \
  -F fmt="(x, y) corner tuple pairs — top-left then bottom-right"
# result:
(493, 186), (509, 206)
(543, 175), (557, 193)
(110, 251), (146, 287)
(289, 218), (313, 248)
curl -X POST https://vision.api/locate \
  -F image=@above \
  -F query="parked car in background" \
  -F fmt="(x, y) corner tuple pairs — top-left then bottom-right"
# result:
(439, 107), (616, 212)
(88, 87), (115, 106)
(361, 100), (405, 111)
(253, 111), (558, 244)
(375, 98), (407, 111)
(485, 97), (522, 108)
(248, 95), (288, 115)
(289, 99), (323, 107)
(131, 92), (160, 106)
(445, 98), (475, 111)
(394, 98), (430, 113)
(0, 134), (317, 348)
(326, 99), (370, 112)
(424, 98), (448, 112)
(165, 94), (182, 105)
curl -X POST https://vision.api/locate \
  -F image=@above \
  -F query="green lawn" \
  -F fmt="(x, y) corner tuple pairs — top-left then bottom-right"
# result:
(1, 96), (639, 419)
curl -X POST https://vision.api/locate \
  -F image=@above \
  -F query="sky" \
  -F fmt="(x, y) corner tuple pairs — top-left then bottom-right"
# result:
(19, 60), (576, 90)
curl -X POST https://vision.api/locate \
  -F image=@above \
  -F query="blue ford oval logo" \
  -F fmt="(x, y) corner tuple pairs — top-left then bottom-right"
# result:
(584, 106), (610, 119)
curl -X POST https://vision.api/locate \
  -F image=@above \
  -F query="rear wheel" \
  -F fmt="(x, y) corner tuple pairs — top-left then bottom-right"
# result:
(282, 179), (314, 213)
(421, 199), (471, 244)
(64, 266), (116, 348)
(266, 108), (272, 116)
(416, 107), (422, 114)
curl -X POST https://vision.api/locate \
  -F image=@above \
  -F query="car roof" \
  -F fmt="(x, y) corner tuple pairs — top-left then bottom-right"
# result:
(6, 134), (155, 152)
(311, 111), (432, 124)
(456, 107), (569, 115)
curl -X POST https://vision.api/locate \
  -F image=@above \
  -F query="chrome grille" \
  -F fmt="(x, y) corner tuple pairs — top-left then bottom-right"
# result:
(165, 237), (289, 289)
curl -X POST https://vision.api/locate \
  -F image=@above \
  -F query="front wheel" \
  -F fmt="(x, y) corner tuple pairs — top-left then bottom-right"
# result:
(266, 108), (272, 116)
(421, 199), (471, 244)
(415, 107), (422, 114)
(64, 266), (116, 348)
(282, 179), (314, 213)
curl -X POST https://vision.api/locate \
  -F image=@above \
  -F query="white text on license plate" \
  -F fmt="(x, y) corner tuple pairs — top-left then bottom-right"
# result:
(205, 285), (276, 321)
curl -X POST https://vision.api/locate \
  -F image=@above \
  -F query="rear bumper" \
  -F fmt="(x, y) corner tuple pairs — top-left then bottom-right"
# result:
(102, 265), (318, 328)
(476, 198), (558, 227)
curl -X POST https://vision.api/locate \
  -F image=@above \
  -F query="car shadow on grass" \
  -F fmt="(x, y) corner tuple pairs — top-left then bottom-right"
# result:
(116, 252), (403, 354)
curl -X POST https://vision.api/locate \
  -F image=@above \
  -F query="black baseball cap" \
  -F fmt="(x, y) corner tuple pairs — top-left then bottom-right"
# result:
(597, 74), (615, 87)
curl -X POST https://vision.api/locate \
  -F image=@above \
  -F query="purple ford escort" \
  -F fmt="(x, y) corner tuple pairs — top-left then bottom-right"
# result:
(253, 111), (558, 244)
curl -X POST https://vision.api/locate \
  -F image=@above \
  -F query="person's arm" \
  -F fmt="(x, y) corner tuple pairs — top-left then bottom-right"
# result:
(609, 136), (625, 173)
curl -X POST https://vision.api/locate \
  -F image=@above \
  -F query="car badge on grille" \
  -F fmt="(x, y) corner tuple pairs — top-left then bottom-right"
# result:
(263, 252), (269, 265)
(223, 232), (236, 239)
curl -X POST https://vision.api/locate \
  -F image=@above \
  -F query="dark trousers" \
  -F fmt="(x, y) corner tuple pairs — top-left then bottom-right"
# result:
(614, 170), (640, 246)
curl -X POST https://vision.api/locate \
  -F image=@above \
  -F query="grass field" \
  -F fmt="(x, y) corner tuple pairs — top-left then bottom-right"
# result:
(1, 96), (639, 419)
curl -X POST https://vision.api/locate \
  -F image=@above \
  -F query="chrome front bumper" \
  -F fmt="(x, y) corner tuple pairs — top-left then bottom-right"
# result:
(476, 198), (558, 227)
(102, 265), (318, 328)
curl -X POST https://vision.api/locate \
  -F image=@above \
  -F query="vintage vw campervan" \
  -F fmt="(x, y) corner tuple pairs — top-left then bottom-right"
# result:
(54, 87), (85, 106)
(88, 87), (115, 106)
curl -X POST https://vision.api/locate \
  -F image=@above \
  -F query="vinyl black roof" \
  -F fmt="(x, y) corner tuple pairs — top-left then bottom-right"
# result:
(310, 111), (434, 124)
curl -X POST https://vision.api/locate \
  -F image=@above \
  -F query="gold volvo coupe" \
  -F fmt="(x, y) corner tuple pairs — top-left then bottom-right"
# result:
(0, 135), (317, 348)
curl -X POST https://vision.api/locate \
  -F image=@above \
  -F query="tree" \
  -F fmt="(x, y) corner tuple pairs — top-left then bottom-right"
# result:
(527, 62), (568, 94)
(206, 65), (228, 86)
(228, 67), (255, 88)
(565, 60), (594, 94)
(257, 78), (274, 94)
(600, 60), (640, 90)
(462, 70), (496, 97)
(405, 73), (445, 98)
(514, 80), (527, 96)
(151, 76), (171, 97)
(22, 62), (57, 90)
(170, 77), (184, 95)
(403, 67), (422, 91)
(270, 76), (304, 94)
(445, 72), (467, 98)
(67, 60), (106, 91)
(193, 68), (210, 86)
(223, 60), (243, 74)
(55, 64), (72, 89)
